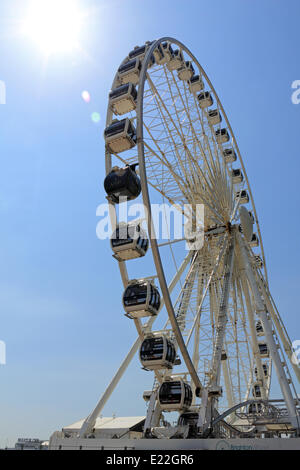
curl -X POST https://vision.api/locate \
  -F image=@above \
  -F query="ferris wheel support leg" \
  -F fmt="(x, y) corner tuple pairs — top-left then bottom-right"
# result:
(236, 253), (268, 399)
(78, 252), (193, 438)
(222, 359), (235, 411)
(209, 239), (235, 391)
(143, 390), (161, 435)
(197, 389), (211, 434)
(238, 234), (300, 432)
(256, 275), (300, 384)
(198, 241), (235, 434)
(78, 337), (141, 438)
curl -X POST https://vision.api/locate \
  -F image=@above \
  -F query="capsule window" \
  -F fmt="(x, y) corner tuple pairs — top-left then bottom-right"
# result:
(124, 284), (147, 306)
(159, 381), (182, 405)
(118, 58), (141, 74)
(140, 337), (164, 362)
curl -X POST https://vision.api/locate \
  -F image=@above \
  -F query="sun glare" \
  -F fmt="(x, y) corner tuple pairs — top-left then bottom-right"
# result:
(23, 0), (83, 55)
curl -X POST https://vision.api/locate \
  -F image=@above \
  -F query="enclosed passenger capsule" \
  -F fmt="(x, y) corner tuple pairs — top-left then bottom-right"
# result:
(110, 222), (148, 261)
(248, 211), (255, 223)
(104, 118), (137, 153)
(198, 91), (213, 109)
(256, 320), (264, 336)
(128, 41), (154, 63)
(235, 190), (249, 205)
(249, 233), (259, 248)
(167, 49), (184, 71)
(104, 164), (141, 204)
(252, 383), (262, 398)
(139, 336), (176, 370)
(153, 42), (173, 65)
(215, 128), (230, 144)
(109, 83), (137, 116)
(123, 280), (161, 318)
(248, 402), (263, 414)
(118, 58), (141, 85)
(255, 364), (269, 378)
(177, 61), (194, 81)
(258, 342), (270, 358)
(188, 74), (204, 94)
(232, 169), (243, 184)
(158, 379), (193, 411)
(223, 148), (237, 163)
(207, 108), (222, 125)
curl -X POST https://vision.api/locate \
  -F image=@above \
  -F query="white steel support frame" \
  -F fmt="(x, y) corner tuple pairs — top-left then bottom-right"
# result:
(198, 238), (235, 432)
(235, 243), (268, 400)
(237, 233), (300, 431)
(256, 272), (300, 384)
(209, 238), (235, 390)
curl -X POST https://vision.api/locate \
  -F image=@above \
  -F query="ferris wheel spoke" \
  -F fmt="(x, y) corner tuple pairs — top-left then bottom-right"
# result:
(165, 69), (228, 218)
(186, 233), (228, 347)
(146, 74), (198, 191)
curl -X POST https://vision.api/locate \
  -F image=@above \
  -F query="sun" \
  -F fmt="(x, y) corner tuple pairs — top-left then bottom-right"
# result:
(23, 0), (83, 55)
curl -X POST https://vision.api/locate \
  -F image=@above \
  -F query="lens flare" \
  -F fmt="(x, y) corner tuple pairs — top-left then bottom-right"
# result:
(91, 112), (101, 123)
(81, 90), (91, 103)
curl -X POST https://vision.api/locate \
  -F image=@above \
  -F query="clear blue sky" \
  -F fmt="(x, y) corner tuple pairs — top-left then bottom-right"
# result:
(0, 0), (299, 447)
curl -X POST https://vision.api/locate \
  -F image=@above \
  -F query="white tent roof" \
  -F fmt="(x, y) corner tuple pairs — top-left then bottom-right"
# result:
(63, 416), (145, 432)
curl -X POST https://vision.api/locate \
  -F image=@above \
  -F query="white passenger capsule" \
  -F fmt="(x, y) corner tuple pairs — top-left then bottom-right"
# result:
(198, 91), (213, 108)
(188, 74), (204, 94)
(153, 42), (174, 65)
(235, 190), (249, 205)
(258, 342), (270, 358)
(109, 83), (137, 116)
(249, 233), (259, 248)
(207, 108), (222, 125)
(232, 168), (243, 184)
(158, 379), (193, 411)
(123, 280), (160, 318)
(256, 320), (264, 336)
(255, 255), (263, 268)
(215, 128), (230, 144)
(110, 222), (149, 261)
(139, 336), (176, 370)
(252, 383), (262, 398)
(104, 118), (136, 153)
(248, 402), (263, 414)
(167, 49), (184, 71)
(255, 364), (269, 378)
(118, 58), (141, 85)
(128, 41), (154, 63)
(223, 148), (237, 163)
(177, 61), (194, 81)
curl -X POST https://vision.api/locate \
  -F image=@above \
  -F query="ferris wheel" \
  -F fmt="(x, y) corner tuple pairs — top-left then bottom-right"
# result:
(81, 37), (300, 438)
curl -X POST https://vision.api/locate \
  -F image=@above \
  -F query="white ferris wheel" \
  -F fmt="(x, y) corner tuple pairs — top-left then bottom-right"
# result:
(81, 37), (300, 439)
